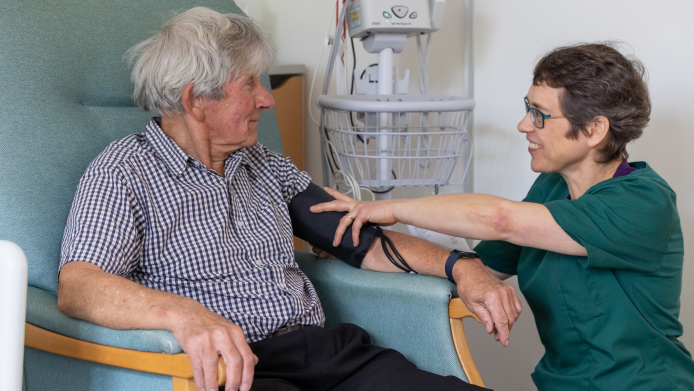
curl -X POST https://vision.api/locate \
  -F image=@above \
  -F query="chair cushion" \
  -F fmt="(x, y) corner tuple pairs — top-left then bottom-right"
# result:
(0, 0), (281, 293)
(294, 251), (469, 381)
(26, 286), (182, 354)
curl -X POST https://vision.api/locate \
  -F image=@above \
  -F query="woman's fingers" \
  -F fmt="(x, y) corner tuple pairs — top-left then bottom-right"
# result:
(333, 213), (354, 246)
(310, 199), (349, 213)
(323, 187), (356, 202)
(351, 216), (366, 246)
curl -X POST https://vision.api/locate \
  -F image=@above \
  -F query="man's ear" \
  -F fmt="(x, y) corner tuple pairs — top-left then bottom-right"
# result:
(181, 83), (205, 122)
(585, 116), (610, 148)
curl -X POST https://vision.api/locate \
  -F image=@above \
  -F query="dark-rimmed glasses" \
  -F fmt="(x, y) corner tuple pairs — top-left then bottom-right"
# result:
(524, 97), (564, 129)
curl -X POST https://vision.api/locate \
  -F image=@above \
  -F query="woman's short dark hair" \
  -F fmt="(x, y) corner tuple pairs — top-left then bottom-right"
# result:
(533, 42), (651, 162)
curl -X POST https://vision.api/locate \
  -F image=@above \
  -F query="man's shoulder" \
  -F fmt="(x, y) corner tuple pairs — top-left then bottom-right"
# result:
(88, 133), (148, 172)
(244, 143), (283, 162)
(243, 143), (297, 171)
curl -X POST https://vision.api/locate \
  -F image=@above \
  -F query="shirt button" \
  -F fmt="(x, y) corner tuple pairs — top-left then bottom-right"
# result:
(237, 221), (244, 227)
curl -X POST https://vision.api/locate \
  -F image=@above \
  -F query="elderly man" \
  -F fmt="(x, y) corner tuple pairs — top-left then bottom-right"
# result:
(57, 7), (518, 391)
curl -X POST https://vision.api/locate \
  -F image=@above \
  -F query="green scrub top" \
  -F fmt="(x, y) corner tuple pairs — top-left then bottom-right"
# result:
(475, 162), (694, 391)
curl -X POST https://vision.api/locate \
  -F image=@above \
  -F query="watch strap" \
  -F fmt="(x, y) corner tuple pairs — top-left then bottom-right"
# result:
(445, 249), (480, 283)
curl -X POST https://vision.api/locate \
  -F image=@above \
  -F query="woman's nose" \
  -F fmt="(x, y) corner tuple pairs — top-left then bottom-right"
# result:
(517, 112), (535, 134)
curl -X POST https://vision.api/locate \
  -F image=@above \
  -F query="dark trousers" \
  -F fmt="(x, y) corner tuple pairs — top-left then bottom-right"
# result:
(222, 323), (490, 391)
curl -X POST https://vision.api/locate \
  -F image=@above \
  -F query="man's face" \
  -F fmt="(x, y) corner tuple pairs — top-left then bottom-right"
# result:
(203, 74), (274, 153)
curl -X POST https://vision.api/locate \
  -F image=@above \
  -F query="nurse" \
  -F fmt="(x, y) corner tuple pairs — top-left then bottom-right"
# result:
(311, 43), (694, 390)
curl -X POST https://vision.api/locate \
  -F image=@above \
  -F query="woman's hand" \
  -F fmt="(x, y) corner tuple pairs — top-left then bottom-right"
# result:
(309, 187), (403, 246)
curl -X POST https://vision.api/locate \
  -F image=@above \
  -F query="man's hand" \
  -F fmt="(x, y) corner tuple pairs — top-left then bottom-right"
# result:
(171, 308), (257, 391)
(452, 258), (522, 347)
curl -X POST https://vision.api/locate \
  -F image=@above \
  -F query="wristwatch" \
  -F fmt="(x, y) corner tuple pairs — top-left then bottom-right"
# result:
(445, 249), (480, 283)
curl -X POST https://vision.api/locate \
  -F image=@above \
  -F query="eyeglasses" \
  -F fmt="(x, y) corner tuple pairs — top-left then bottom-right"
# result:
(524, 97), (564, 129)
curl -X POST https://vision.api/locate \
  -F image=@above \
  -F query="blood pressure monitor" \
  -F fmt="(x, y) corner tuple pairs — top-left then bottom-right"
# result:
(347, 0), (445, 39)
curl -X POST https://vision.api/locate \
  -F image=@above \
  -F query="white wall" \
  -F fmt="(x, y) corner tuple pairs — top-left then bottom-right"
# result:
(258, 1), (694, 390)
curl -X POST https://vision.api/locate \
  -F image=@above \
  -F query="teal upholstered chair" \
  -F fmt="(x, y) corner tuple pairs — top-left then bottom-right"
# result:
(0, 1), (483, 390)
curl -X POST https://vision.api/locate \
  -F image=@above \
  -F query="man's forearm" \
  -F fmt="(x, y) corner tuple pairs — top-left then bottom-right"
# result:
(361, 230), (450, 276)
(57, 261), (201, 331)
(361, 230), (522, 347)
(58, 261), (257, 391)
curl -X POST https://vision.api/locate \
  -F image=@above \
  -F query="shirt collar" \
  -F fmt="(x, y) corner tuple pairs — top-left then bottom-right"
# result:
(614, 159), (638, 177)
(144, 118), (191, 177)
(144, 117), (251, 178)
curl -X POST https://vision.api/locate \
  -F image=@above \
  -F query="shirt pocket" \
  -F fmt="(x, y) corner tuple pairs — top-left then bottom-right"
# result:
(558, 254), (606, 322)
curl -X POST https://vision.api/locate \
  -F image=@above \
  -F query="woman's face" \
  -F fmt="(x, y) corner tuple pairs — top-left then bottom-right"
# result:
(518, 84), (591, 174)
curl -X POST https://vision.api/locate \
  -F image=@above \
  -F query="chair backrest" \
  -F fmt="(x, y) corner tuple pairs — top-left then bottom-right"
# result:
(0, 0), (282, 293)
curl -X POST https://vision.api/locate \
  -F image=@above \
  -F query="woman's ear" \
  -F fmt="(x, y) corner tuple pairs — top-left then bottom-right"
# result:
(585, 116), (610, 148)
(180, 83), (205, 122)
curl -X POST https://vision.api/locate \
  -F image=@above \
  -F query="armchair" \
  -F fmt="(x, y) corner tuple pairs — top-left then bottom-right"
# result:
(0, 1), (483, 390)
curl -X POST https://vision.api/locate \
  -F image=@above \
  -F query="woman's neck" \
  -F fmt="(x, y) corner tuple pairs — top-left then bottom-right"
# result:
(561, 158), (623, 199)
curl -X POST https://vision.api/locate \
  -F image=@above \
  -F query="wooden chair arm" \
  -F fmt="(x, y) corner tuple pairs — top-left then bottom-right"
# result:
(24, 323), (226, 390)
(448, 298), (484, 387)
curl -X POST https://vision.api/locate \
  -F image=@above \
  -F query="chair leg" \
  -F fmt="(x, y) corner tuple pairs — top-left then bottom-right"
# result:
(172, 376), (198, 391)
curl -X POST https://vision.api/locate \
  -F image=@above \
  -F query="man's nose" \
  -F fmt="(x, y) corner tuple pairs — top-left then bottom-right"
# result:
(257, 85), (275, 111)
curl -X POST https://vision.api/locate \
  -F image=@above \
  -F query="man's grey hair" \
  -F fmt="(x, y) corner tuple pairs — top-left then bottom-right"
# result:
(127, 7), (276, 115)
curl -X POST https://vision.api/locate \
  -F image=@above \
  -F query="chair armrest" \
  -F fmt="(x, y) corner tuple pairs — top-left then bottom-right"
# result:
(25, 287), (227, 389)
(26, 286), (182, 354)
(295, 250), (469, 382)
(25, 323), (226, 388)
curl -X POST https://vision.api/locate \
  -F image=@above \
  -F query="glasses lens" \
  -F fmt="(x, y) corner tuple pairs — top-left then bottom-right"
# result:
(525, 98), (541, 128)
(533, 109), (545, 128)
(528, 108), (537, 128)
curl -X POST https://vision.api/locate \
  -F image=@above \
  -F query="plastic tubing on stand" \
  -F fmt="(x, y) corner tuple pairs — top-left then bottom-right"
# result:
(320, 0), (351, 187)
(376, 47), (393, 200)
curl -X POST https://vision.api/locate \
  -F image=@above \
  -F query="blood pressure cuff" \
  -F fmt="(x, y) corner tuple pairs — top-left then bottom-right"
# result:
(289, 182), (379, 268)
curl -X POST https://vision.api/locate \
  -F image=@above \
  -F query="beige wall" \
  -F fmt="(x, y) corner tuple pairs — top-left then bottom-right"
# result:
(257, 1), (694, 390)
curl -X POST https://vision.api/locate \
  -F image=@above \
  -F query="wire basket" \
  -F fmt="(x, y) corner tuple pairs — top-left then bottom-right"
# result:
(318, 95), (475, 189)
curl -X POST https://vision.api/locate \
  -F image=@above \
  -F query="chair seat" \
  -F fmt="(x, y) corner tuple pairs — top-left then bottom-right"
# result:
(26, 286), (182, 354)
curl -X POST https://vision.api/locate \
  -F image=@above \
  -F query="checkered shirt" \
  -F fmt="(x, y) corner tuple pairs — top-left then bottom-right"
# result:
(60, 118), (325, 342)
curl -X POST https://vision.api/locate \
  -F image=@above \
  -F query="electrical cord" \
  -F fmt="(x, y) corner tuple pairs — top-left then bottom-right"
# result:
(308, 1), (338, 128)
(350, 36), (357, 95)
